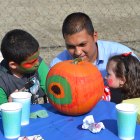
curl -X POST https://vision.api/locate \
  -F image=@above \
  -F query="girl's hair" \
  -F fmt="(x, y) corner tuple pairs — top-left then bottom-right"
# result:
(1, 29), (39, 64)
(107, 53), (140, 100)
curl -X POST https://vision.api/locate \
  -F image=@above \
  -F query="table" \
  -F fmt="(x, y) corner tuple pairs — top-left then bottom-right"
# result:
(0, 101), (140, 140)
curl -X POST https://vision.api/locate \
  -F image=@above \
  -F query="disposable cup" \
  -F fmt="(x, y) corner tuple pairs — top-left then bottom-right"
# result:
(0, 102), (22, 139)
(11, 92), (32, 126)
(116, 103), (137, 140)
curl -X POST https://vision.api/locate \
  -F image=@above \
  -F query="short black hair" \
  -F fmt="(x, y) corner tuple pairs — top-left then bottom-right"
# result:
(1, 29), (39, 64)
(62, 12), (94, 37)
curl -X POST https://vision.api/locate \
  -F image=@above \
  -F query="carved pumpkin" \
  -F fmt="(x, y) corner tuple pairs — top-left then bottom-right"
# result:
(46, 59), (104, 115)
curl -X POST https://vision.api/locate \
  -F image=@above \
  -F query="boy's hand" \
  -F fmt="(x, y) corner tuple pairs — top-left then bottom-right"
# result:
(8, 89), (19, 102)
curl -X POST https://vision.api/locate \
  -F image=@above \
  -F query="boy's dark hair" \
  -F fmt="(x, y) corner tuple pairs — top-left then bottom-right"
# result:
(62, 12), (94, 37)
(107, 54), (140, 99)
(1, 29), (39, 64)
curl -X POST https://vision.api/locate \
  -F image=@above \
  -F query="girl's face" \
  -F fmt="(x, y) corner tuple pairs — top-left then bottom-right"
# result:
(105, 60), (125, 88)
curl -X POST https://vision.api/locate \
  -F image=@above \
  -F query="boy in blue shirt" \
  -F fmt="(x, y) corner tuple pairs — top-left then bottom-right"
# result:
(50, 12), (138, 104)
(50, 12), (138, 79)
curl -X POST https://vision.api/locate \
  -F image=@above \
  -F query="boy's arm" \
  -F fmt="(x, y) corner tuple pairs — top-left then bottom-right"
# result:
(0, 88), (8, 105)
(38, 59), (49, 93)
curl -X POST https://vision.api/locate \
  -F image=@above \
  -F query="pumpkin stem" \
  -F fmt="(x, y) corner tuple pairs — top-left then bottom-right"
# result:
(72, 58), (82, 64)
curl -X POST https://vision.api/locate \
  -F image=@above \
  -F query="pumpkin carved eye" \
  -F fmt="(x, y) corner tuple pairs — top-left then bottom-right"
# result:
(51, 85), (61, 95)
(46, 75), (72, 104)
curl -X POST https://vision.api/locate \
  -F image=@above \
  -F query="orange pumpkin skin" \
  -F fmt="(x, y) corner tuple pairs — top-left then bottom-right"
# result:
(46, 60), (104, 115)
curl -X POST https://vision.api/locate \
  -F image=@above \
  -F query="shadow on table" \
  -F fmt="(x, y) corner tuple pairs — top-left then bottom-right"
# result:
(0, 118), (4, 134)
(40, 103), (90, 117)
(102, 119), (118, 135)
(77, 119), (118, 136)
(40, 103), (69, 116)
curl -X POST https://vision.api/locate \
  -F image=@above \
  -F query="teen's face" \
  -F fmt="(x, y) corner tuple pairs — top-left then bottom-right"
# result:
(105, 61), (123, 88)
(64, 29), (98, 63)
(18, 51), (39, 74)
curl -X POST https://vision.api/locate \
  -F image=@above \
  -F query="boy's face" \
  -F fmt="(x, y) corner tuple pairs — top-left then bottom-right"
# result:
(18, 51), (39, 74)
(64, 29), (98, 63)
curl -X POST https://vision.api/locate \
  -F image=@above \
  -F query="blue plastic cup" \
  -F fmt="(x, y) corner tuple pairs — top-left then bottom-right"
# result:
(116, 103), (137, 140)
(11, 92), (32, 126)
(1, 102), (22, 139)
